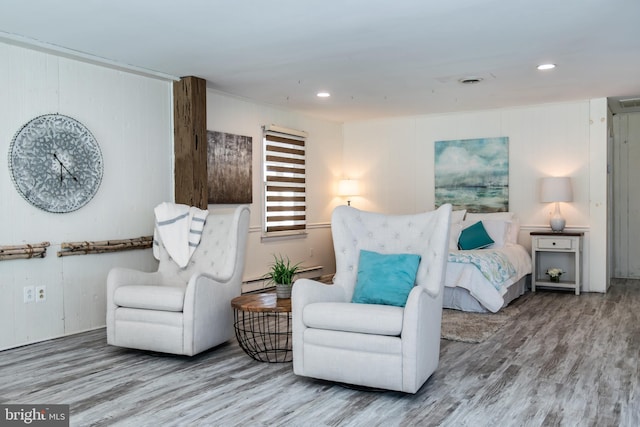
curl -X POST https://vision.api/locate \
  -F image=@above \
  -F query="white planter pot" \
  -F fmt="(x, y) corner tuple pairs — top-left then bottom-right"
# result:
(276, 283), (292, 299)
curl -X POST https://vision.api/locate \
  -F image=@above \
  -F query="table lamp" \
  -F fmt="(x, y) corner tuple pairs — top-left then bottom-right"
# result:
(540, 177), (573, 232)
(338, 179), (360, 206)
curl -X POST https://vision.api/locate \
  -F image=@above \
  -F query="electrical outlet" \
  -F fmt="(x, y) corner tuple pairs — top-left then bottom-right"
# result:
(23, 286), (35, 303)
(35, 285), (46, 303)
(309, 247), (314, 258)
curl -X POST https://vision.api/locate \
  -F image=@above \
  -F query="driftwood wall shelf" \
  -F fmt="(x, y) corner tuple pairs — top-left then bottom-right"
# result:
(57, 236), (153, 257)
(0, 242), (50, 261)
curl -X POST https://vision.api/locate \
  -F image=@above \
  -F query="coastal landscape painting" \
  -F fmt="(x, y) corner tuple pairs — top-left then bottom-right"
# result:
(434, 137), (509, 212)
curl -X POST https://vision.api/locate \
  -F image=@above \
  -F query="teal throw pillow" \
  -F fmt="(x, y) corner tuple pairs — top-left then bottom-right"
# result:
(458, 221), (494, 250)
(351, 250), (421, 307)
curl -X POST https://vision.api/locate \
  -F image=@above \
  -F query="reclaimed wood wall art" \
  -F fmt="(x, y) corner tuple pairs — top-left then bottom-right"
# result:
(0, 242), (50, 261)
(207, 130), (252, 204)
(57, 236), (152, 257)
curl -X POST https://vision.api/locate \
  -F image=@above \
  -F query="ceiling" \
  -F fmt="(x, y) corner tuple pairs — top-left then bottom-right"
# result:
(1, 0), (640, 122)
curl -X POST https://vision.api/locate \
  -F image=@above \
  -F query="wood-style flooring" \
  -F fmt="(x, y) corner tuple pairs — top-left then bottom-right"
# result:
(1, 279), (639, 426)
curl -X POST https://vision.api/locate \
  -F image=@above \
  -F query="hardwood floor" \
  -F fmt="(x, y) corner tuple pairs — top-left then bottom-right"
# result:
(1, 279), (639, 426)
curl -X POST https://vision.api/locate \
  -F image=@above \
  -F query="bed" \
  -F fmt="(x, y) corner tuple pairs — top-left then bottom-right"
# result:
(442, 210), (532, 313)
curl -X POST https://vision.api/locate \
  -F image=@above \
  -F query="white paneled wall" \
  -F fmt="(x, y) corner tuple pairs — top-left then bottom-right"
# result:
(0, 43), (173, 350)
(613, 112), (640, 278)
(344, 100), (609, 292)
(0, 40), (610, 350)
(206, 90), (343, 283)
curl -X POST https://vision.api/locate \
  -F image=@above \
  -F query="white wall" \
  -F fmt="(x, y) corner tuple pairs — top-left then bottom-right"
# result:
(0, 44), (345, 350)
(0, 43), (173, 350)
(343, 99), (609, 292)
(588, 99), (609, 291)
(0, 41), (610, 350)
(206, 91), (343, 286)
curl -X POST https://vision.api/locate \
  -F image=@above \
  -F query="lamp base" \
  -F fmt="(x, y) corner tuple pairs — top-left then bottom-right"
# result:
(549, 202), (566, 232)
(550, 217), (566, 232)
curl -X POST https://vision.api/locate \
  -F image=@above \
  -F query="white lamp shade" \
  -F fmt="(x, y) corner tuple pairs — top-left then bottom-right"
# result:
(338, 179), (360, 197)
(540, 177), (573, 203)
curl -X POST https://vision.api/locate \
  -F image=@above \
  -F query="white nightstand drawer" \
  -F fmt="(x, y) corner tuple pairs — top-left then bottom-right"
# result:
(536, 238), (573, 250)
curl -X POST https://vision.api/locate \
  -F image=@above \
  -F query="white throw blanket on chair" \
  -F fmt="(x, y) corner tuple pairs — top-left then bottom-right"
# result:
(153, 202), (209, 268)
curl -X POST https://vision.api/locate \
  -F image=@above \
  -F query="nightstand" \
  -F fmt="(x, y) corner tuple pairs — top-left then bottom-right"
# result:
(530, 231), (583, 295)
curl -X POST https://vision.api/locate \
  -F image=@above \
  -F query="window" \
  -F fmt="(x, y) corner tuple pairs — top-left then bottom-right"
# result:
(263, 125), (308, 236)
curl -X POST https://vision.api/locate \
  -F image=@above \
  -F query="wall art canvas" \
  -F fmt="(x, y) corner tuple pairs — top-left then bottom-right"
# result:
(434, 137), (509, 212)
(207, 130), (252, 204)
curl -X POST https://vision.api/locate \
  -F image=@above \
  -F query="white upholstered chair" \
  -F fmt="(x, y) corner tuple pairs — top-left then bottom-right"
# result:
(292, 204), (451, 393)
(106, 205), (250, 356)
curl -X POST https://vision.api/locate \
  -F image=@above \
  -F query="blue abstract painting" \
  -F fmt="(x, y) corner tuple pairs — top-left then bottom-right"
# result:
(434, 137), (509, 212)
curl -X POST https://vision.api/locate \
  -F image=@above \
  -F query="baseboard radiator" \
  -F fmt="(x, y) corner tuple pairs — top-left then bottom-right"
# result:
(242, 265), (324, 294)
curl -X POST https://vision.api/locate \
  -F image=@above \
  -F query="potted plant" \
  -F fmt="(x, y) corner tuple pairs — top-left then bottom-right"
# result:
(546, 268), (563, 283)
(266, 254), (301, 299)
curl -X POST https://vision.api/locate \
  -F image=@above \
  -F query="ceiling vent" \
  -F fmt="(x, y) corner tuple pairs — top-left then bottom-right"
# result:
(459, 76), (483, 85)
(619, 98), (640, 109)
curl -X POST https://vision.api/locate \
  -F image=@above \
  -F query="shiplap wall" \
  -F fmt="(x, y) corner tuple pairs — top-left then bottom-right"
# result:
(0, 40), (610, 350)
(205, 90), (343, 285)
(0, 43), (344, 350)
(612, 112), (640, 278)
(0, 42), (173, 350)
(343, 100), (610, 293)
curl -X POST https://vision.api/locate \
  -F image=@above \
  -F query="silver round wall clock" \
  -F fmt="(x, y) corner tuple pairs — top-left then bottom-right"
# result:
(8, 114), (103, 213)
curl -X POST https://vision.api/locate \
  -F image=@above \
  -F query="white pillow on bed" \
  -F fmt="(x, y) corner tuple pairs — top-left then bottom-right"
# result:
(465, 212), (520, 245)
(448, 210), (467, 251)
(478, 220), (510, 248)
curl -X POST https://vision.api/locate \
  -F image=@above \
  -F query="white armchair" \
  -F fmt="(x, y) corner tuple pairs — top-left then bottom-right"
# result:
(292, 204), (451, 393)
(106, 205), (250, 356)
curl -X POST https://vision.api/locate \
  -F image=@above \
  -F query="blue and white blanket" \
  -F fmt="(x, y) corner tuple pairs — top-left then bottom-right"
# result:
(448, 250), (516, 291)
(153, 202), (209, 268)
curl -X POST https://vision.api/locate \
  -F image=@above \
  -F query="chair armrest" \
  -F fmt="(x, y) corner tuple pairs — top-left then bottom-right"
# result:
(292, 279), (346, 374)
(106, 268), (162, 343)
(292, 278), (346, 345)
(184, 272), (240, 314)
(400, 285), (443, 392)
(292, 278), (346, 306)
(106, 268), (162, 310)
(182, 272), (242, 355)
(183, 272), (235, 316)
(107, 267), (162, 289)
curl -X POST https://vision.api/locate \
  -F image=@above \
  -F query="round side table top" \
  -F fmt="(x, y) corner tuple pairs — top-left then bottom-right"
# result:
(231, 292), (291, 313)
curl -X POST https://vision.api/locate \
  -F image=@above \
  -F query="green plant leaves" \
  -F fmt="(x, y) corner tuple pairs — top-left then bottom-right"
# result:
(267, 254), (301, 286)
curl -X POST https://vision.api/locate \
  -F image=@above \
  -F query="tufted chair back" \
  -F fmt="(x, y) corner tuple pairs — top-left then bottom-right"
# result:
(331, 204), (452, 299)
(156, 210), (241, 285)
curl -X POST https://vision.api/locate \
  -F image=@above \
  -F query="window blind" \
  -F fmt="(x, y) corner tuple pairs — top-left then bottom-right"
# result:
(263, 127), (307, 235)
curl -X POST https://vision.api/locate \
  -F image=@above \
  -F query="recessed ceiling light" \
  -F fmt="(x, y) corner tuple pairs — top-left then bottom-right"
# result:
(537, 63), (556, 70)
(317, 92), (330, 98)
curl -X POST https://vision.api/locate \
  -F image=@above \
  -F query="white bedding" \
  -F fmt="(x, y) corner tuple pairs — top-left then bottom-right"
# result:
(444, 244), (532, 313)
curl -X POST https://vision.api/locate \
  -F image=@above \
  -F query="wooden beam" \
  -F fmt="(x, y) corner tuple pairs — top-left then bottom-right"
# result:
(173, 76), (207, 209)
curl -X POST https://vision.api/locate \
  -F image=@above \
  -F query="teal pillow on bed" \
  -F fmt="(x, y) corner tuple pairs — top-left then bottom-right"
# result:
(458, 221), (494, 250)
(351, 250), (421, 307)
